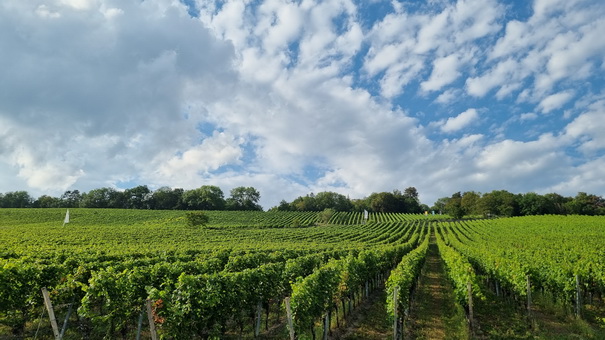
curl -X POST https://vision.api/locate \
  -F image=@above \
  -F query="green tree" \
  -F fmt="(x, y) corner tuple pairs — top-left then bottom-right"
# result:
(81, 187), (125, 208)
(480, 190), (519, 217)
(403, 187), (419, 201)
(274, 199), (292, 211)
(367, 192), (399, 212)
(314, 191), (353, 211)
(182, 185), (226, 210)
(150, 187), (184, 210)
(461, 191), (481, 216)
(185, 211), (210, 227)
(291, 194), (318, 211)
(226, 186), (262, 211)
(565, 192), (605, 215)
(318, 208), (335, 224)
(33, 195), (61, 208)
(1, 191), (33, 208)
(445, 192), (465, 219)
(123, 185), (151, 209)
(432, 197), (450, 214)
(60, 190), (82, 208)
(543, 193), (571, 214)
(518, 192), (550, 215)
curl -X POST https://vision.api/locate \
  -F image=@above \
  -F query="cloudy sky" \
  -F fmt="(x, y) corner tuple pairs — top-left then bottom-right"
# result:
(1, 0), (604, 208)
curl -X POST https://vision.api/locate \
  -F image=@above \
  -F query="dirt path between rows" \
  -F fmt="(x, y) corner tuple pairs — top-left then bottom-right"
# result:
(405, 233), (468, 340)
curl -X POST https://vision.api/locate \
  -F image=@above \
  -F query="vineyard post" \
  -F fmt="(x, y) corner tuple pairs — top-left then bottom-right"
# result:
(392, 287), (400, 340)
(135, 308), (145, 340)
(58, 301), (74, 340)
(575, 275), (582, 318)
(322, 313), (329, 340)
(284, 297), (296, 340)
(526, 275), (532, 315)
(255, 300), (262, 337)
(146, 299), (158, 340)
(467, 281), (474, 331)
(41, 287), (60, 339)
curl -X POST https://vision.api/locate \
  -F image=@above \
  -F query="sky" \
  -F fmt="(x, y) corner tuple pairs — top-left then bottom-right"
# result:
(1, 0), (604, 209)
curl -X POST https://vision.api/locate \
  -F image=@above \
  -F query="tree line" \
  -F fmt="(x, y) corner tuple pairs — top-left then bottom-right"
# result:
(437, 190), (605, 218)
(271, 187), (427, 214)
(0, 185), (262, 211)
(1, 185), (603, 217)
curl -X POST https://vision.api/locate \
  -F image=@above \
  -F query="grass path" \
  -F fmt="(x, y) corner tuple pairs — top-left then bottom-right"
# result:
(331, 289), (392, 340)
(405, 233), (469, 340)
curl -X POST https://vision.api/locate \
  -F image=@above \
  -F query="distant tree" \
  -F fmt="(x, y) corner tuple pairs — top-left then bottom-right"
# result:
(182, 185), (226, 210)
(60, 190), (82, 208)
(431, 197), (450, 214)
(314, 191), (353, 211)
(33, 195), (61, 208)
(318, 208), (335, 224)
(185, 211), (210, 227)
(150, 187), (184, 210)
(461, 191), (481, 215)
(351, 198), (369, 212)
(518, 192), (550, 216)
(480, 190), (519, 217)
(226, 186), (262, 211)
(124, 185), (152, 209)
(565, 192), (605, 215)
(81, 187), (124, 208)
(403, 187), (419, 201)
(274, 199), (292, 211)
(445, 192), (465, 219)
(291, 194), (318, 211)
(543, 193), (571, 214)
(367, 192), (400, 213)
(1, 191), (33, 208)
(419, 203), (431, 213)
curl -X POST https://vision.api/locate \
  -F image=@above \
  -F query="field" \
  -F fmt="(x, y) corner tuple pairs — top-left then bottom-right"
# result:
(0, 209), (604, 339)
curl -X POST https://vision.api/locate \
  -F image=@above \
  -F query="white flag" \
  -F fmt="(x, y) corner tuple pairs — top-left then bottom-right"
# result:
(63, 209), (70, 226)
(364, 209), (368, 220)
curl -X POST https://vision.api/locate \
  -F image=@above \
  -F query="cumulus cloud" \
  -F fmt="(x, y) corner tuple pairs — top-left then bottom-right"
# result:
(365, 0), (503, 98)
(421, 54), (461, 92)
(1, 0), (604, 208)
(538, 90), (575, 113)
(0, 0), (237, 192)
(439, 109), (479, 133)
(564, 99), (605, 153)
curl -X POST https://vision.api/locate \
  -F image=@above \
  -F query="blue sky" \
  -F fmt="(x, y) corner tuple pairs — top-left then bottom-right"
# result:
(0, 0), (604, 208)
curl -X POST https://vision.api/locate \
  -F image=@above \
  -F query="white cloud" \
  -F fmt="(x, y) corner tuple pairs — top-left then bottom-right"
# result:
(519, 112), (538, 121)
(1, 0), (604, 209)
(472, 134), (569, 191)
(421, 54), (461, 92)
(564, 99), (605, 153)
(435, 89), (461, 104)
(538, 90), (575, 113)
(466, 58), (520, 97)
(440, 108), (479, 133)
(156, 132), (243, 185)
(365, 0), (504, 98)
(0, 0), (237, 193)
(548, 157), (605, 197)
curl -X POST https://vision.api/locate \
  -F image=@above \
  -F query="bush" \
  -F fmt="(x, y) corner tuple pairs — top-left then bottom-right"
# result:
(185, 212), (210, 227)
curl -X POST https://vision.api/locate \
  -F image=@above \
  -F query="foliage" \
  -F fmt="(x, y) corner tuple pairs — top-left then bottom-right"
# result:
(1, 210), (604, 338)
(182, 185), (225, 210)
(445, 192), (465, 219)
(185, 211), (210, 227)
(318, 208), (335, 223)
(226, 186), (262, 211)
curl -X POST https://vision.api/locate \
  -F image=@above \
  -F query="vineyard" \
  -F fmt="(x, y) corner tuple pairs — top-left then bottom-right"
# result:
(1, 209), (604, 339)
